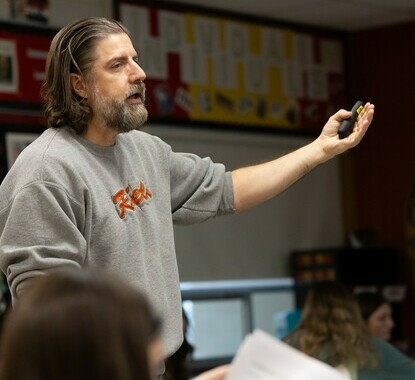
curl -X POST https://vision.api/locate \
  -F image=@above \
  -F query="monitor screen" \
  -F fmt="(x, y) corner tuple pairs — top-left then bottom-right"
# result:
(183, 298), (248, 360)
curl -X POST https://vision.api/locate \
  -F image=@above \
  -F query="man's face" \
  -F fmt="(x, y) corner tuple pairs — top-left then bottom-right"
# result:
(86, 33), (148, 133)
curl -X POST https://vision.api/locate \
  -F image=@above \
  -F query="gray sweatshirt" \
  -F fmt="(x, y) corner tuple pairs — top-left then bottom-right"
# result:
(0, 127), (235, 356)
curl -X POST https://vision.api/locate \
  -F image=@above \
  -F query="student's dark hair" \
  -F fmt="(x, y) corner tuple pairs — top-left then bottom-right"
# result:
(356, 292), (387, 322)
(0, 268), (161, 380)
(41, 17), (130, 134)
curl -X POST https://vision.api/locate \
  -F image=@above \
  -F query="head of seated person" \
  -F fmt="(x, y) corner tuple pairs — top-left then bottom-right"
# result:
(285, 281), (377, 375)
(0, 268), (163, 380)
(356, 291), (395, 341)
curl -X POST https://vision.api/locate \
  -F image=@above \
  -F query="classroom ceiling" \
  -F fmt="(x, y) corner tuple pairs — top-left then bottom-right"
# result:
(163, 0), (415, 31)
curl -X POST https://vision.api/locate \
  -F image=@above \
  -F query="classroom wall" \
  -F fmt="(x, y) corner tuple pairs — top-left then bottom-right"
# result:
(347, 21), (415, 349)
(143, 124), (344, 281)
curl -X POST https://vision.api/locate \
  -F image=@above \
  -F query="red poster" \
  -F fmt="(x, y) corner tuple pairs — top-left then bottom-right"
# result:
(0, 31), (52, 104)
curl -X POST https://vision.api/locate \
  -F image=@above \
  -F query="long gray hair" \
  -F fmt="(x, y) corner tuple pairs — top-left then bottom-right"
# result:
(41, 17), (130, 134)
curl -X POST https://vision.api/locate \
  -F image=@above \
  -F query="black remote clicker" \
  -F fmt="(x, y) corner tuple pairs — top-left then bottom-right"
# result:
(338, 101), (364, 139)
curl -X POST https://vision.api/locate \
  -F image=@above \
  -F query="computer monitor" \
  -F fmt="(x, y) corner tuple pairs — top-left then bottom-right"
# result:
(183, 297), (248, 360)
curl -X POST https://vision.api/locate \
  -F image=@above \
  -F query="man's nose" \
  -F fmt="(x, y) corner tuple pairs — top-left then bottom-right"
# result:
(131, 61), (146, 82)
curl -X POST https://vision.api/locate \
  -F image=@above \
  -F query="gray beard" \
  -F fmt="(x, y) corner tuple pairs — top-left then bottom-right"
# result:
(99, 98), (148, 133)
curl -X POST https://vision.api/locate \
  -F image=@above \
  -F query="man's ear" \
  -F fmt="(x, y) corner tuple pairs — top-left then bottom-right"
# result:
(70, 73), (87, 98)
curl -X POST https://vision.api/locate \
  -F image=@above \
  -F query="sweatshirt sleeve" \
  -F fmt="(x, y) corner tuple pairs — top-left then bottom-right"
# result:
(169, 151), (235, 225)
(0, 181), (87, 299)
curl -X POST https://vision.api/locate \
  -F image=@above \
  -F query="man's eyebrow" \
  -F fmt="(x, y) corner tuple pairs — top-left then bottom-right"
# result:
(107, 53), (140, 65)
(107, 55), (128, 65)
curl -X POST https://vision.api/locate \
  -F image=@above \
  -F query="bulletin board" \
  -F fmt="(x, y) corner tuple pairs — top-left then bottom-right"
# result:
(0, 22), (53, 125)
(0, 30), (51, 104)
(116, 0), (347, 131)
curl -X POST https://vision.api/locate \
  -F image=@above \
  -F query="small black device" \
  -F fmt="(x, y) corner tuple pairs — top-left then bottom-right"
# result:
(338, 100), (364, 139)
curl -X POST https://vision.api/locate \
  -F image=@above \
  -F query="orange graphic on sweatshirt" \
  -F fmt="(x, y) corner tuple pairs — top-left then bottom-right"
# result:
(112, 182), (152, 219)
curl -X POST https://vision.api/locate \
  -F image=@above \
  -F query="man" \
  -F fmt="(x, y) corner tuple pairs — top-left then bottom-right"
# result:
(0, 17), (374, 358)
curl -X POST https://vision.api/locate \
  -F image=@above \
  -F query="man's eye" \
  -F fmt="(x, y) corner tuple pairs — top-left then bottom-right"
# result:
(112, 63), (122, 69)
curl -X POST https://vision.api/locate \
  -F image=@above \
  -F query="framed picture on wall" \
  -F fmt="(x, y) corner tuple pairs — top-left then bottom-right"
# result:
(5, 132), (39, 169)
(0, 39), (18, 94)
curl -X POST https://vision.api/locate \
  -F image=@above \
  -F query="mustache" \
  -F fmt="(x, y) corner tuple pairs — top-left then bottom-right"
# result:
(125, 82), (146, 100)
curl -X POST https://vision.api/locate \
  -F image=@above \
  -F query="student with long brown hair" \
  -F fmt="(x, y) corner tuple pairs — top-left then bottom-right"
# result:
(285, 281), (415, 380)
(0, 269), (164, 380)
(0, 269), (228, 380)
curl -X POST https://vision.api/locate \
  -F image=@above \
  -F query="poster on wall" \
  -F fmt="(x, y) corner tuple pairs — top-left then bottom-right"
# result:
(0, 39), (18, 94)
(9, 0), (49, 24)
(116, 0), (346, 131)
(0, 30), (52, 104)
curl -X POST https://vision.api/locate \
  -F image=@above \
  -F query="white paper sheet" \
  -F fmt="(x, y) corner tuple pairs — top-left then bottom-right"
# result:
(226, 330), (351, 380)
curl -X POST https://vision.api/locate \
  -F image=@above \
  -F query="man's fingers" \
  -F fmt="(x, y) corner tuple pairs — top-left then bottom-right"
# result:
(334, 109), (352, 122)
